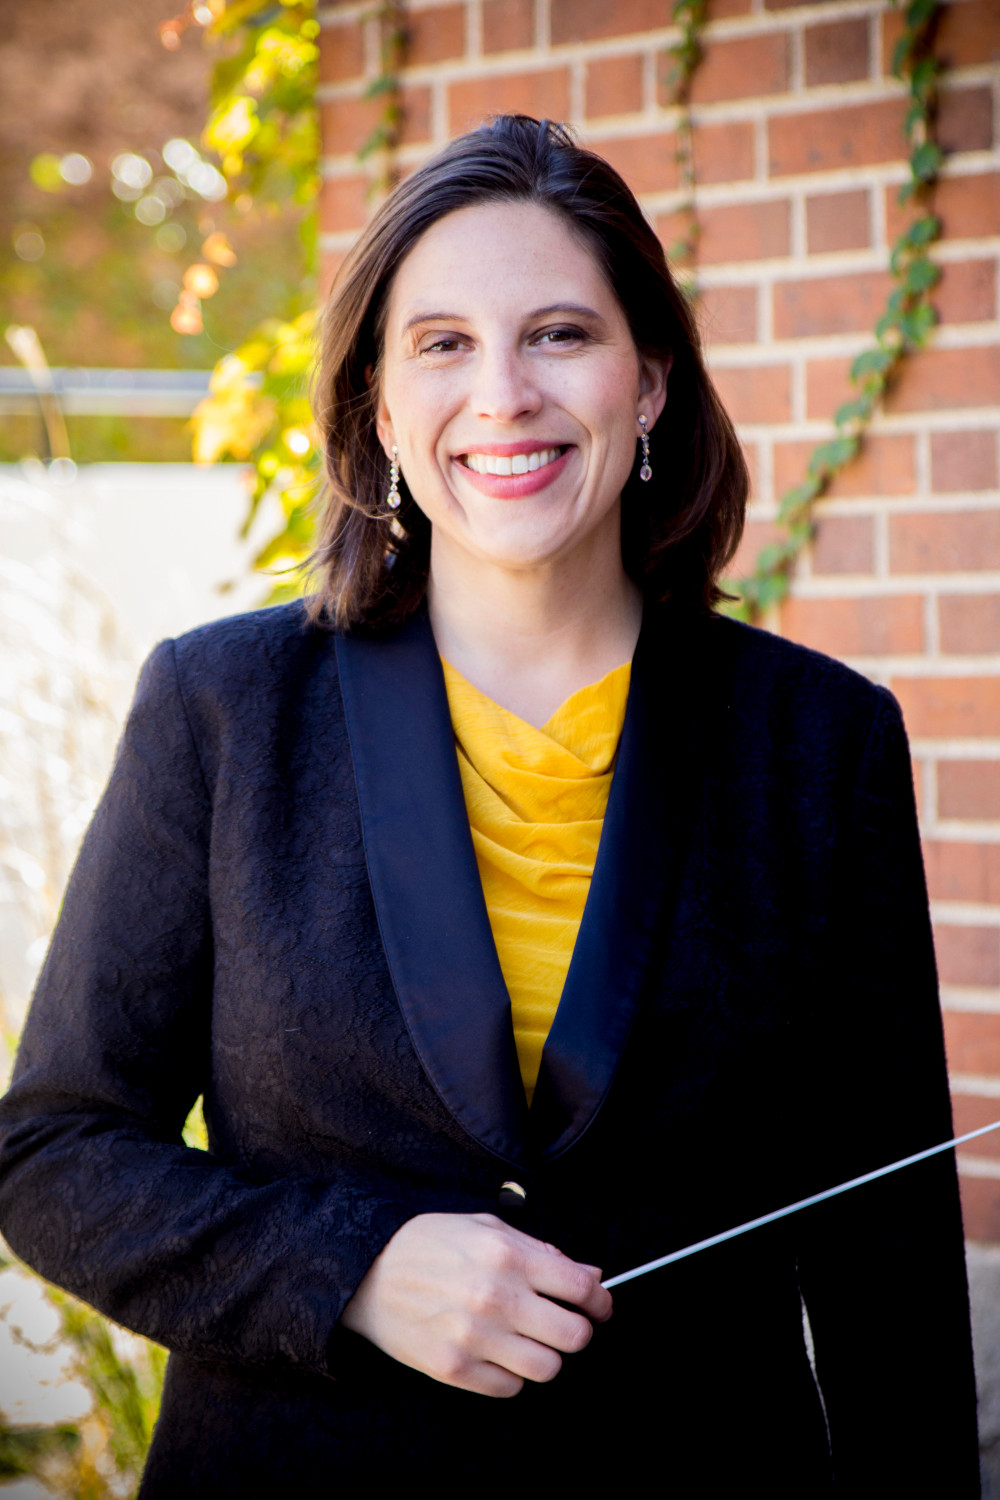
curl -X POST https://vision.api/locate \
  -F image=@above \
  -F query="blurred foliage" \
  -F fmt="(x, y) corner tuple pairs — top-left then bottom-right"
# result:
(180, 0), (323, 599)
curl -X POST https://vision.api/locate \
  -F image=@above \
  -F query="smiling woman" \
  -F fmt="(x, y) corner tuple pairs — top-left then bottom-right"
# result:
(0, 116), (981, 1495)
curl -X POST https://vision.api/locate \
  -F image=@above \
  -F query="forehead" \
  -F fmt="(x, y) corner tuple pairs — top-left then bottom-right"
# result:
(384, 199), (625, 331)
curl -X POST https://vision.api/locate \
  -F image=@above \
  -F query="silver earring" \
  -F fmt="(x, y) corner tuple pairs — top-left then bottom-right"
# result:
(386, 445), (401, 509)
(638, 415), (652, 482)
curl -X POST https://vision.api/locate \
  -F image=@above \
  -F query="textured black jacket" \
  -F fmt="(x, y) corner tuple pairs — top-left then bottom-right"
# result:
(0, 601), (980, 1494)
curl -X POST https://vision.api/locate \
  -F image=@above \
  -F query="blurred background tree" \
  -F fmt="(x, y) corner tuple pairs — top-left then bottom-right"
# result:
(0, 0), (314, 466)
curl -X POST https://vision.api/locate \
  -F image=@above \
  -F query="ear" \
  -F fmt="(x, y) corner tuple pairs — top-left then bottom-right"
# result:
(374, 392), (395, 459)
(638, 353), (671, 432)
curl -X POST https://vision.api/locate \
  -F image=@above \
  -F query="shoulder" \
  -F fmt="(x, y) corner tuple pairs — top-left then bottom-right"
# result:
(705, 612), (898, 728)
(167, 600), (327, 686)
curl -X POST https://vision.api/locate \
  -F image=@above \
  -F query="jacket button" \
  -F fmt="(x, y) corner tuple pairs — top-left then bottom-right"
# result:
(498, 1180), (527, 1213)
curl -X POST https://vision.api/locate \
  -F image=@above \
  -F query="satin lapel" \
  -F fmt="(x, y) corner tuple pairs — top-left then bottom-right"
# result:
(334, 614), (528, 1166)
(530, 605), (711, 1160)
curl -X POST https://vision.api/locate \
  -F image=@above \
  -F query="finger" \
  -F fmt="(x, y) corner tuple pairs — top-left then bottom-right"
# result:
(512, 1290), (596, 1355)
(489, 1333), (564, 1385)
(524, 1250), (614, 1322)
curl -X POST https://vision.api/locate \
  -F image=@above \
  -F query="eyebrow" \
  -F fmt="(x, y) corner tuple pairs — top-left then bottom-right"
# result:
(402, 302), (605, 334)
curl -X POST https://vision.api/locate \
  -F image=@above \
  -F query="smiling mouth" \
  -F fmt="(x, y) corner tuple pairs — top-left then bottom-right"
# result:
(459, 446), (567, 477)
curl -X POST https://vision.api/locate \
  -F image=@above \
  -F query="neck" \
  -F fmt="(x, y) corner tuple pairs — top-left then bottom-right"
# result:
(427, 517), (643, 728)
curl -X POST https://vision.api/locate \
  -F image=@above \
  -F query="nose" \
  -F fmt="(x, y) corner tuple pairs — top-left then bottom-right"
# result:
(470, 346), (543, 424)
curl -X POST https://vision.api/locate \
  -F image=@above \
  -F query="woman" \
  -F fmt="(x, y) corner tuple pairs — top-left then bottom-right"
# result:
(0, 117), (980, 1493)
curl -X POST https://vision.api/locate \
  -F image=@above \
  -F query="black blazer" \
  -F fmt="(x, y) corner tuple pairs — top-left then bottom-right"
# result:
(0, 602), (980, 1495)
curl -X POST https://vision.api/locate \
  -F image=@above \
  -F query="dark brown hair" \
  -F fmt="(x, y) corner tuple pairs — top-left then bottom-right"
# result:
(308, 114), (748, 630)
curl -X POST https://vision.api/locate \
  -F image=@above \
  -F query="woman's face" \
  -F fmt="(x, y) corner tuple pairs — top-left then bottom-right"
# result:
(376, 199), (668, 578)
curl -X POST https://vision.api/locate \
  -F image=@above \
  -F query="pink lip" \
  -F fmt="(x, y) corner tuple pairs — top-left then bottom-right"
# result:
(453, 440), (565, 458)
(452, 445), (572, 499)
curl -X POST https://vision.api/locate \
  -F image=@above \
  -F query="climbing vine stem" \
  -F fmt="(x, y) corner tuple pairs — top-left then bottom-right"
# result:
(664, 0), (708, 292)
(729, 0), (945, 622)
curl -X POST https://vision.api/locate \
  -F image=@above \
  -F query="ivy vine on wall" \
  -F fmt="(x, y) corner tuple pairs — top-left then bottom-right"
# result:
(728, 0), (945, 620)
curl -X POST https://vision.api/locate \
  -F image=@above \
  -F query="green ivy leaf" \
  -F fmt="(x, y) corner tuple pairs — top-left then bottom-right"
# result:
(891, 34), (913, 77)
(850, 347), (894, 381)
(899, 303), (937, 343)
(908, 213), (941, 245)
(809, 436), (859, 476)
(835, 395), (875, 426)
(905, 0), (938, 29)
(904, 255), (941, 293)
(910, 140), (944, 181)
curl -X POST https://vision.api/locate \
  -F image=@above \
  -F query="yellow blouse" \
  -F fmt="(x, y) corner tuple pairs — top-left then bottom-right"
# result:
(441, 659), (631, 1104)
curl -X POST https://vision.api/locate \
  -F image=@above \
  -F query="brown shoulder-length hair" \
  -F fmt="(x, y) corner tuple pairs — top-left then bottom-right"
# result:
(307, 114), (748, 630)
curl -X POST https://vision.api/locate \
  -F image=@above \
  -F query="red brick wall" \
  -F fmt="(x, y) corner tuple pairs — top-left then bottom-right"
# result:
(318, 0), (1000, 1240)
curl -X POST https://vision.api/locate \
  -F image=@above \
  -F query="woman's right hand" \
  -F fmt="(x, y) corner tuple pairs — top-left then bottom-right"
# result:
(340, 1211), (613, 1396)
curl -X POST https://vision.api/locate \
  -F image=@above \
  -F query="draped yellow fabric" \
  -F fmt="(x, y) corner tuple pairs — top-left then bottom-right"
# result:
(441, 659), (631, 1104)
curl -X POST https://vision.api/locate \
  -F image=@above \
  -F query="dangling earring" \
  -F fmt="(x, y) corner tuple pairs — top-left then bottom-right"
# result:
(638, 415), (652, 482)
(386, 444), (401, 510)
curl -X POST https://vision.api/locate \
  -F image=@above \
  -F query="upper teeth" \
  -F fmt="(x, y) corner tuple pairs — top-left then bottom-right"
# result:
(463, 447), (562, 476)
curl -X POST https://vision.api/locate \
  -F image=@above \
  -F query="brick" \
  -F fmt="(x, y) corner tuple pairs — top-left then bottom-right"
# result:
(944, 1004), (1000, 1064)
(890, 510), (1000, 573)
(939, 595), (1000, 654)
(730, 517), (784, 578)
(699, 199), (790, 266)
(806, 357), (853, 422)
(959, 1176), (1000, 1243)
(320, 249), (347, 301)
(939, 760), (1000, 819)
(811, 515), (876, 575)
(712, 364), (792, 425)
(407, 5), (465, 66)
(804, 18), (870, 86)
(806, 189), (871, 254)
(586, 131), (679, 196)
(585, 54), (645, 120)
(685, 33), (790, 104)
(710, 0), (752, 14)
(938, 87), (994, 155)
(926, 840), (1000, 902)
(774, 269), (893, 339)
(953, 1094), (1000, 1159)
(697, 284), (759, 345)
(937, 0), (1000, 68)
(933, 259), (997, 328)
(319, 174), (369, 234)
(693, 120), (755, 184)
(885, 347), (1000, 414)
(319, 21), (365, 83)
(769, 98), (908, 177)
(449, 68), (570, 133)
(551, 0), (666, 44)
(880, 6), (907, 77)
(321, 94), (382, 157)
(399, 85), (433, 146)
(779, 593), (924, 656)
(886, 173), (1000, 246)
(892, 677), (1000, 738)
(656, 209), (694, 266)
(774, 434), (915, 499)
(931, 431), (999, 494)
(482, 0), (535, 53)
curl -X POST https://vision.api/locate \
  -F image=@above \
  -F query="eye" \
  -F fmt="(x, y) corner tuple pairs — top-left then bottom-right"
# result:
(534, 325), (587, 346)
(421, 334), (466, 354)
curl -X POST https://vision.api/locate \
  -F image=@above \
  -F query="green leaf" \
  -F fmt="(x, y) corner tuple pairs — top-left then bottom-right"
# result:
(835, 396), (875, 427)
(908, 213), (941, 245)
(891, 34), (913, 77)
(899, 303), (937, 343)
(809, 436), (859, 476)
(850, 347), (895, 381)
(904, 255), (941, 293)
(911, 56), (939, 97)
(905, 0), (939, 28)
(911, 140), (944, 181)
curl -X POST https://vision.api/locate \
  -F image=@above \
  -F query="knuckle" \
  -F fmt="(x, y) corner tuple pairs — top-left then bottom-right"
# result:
(467, 1277), (502, 1319)
(435, 1345), (471, 1383)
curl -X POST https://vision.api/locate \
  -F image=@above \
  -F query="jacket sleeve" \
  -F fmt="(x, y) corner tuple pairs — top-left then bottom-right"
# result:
(0, 640), (414, 1378)
(795, 687), (981, 1494)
